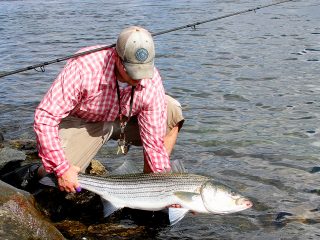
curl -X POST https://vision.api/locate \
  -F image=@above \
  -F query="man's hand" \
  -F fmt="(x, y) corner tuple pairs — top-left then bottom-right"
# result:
(57, 165), (80, 193)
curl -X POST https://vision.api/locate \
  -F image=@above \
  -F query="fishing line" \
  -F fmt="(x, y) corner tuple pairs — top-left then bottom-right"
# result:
(0, 0), (294, 79)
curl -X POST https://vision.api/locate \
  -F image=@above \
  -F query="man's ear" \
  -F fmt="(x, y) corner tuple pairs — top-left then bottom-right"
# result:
(115, 53), (124, 71)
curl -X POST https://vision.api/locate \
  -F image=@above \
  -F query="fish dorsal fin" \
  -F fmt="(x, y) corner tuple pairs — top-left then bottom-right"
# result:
(174, 191), (200, 203)
(101, 199), (122, 217)
(110, 160), (141, 175)
(168, 208), (189, 225)
(171, 160), (188, 173)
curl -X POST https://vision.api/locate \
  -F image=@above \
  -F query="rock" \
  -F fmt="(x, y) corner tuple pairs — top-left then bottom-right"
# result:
(54, 221), (146, 239)
(0, 139), (39, 164)
(86, 159), (108, 175)
(87, 223), (146, 239)
(8, 139), (38, 155)
(54, 220), (88, 238)
(0, 147), (26, 169)
(310, 166), (320, 173)
(34, 187), (104, 222)
(0, 180), (64, 240)
(213, 148), (238, 156)
(0, 132), (4, 144)
(8, 139), (39, 161)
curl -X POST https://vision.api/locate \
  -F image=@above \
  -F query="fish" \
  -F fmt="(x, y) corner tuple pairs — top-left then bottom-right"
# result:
(40, 160), (252, 225)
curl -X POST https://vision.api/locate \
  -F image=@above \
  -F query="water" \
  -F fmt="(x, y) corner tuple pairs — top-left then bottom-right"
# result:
(1, 0), (320, 239)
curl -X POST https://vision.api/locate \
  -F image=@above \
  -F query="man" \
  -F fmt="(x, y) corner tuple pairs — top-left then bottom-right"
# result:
(33, 26), (184, 193)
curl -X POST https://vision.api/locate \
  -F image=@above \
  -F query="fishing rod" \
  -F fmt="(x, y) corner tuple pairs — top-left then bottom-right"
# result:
(0, 0), (294, 79)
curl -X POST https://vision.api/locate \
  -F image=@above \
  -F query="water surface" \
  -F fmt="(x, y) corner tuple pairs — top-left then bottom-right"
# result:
(1, 0), (320, 239)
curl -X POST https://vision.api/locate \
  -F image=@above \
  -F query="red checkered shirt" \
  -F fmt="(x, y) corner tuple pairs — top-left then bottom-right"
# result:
(34, 46), (169, 177)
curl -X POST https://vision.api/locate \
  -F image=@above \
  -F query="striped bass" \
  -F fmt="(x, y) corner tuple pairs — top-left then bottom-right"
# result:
(41, 161), (252, 225)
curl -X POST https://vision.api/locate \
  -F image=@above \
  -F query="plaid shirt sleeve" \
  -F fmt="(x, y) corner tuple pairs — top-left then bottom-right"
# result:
(33, 60), (82, 177)
(138, 69), (170, 172)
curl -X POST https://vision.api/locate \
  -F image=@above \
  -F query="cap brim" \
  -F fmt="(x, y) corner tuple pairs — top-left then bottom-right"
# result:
(124, 61), (154, 80)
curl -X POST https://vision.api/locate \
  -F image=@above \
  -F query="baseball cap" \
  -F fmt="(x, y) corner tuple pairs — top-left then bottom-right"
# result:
(116, 26), (155, 80)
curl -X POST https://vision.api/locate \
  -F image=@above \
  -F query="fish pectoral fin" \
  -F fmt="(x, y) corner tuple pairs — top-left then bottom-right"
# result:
(168, 208), (189, 225)
(174, 191), (200, 203)
(101, 199), (122, 217)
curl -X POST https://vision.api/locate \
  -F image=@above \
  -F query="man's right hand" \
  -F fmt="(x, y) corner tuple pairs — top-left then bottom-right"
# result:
(57, 165), (80, 193)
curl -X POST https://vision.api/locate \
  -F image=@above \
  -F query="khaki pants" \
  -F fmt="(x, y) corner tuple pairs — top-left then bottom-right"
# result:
(59, 95), (184, 172)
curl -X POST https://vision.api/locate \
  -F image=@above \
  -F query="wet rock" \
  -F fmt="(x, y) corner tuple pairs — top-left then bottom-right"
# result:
(0, 138), (39, 163)
(213, 148), (238, 157)
(7, 139), (36, 150)
(310, 166), (320, 173)
(0, 147), (26, 168)
(54, 221), (146, 239)
(8, 139), (38, 155)
(34, 188), (168, 239)
(0, 132), (4, 144)
(309, 189), (320, 195)
(34, 187), (104, 223)
(85, 159), (108, 175)
(0, 140), (150, 239)
(87, 223), (146, 239)
(8, 139), (39, 161)
(275, 211), (294, 222)
(0, 180), (64, 240)
(54, 220), (88, 239)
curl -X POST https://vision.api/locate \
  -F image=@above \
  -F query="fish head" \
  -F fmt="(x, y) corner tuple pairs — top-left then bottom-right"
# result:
(200, 180), (252, 214)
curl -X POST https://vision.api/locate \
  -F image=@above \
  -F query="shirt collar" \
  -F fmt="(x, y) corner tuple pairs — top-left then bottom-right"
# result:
(100, 48), (117, 89)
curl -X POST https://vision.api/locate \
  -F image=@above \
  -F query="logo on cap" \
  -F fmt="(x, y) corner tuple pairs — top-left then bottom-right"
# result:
(135, 48), (149, 62)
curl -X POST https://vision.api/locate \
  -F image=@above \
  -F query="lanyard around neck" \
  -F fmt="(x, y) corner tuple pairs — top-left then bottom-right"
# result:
(115, 81), (135, 155)
(115, 80), (135, 124)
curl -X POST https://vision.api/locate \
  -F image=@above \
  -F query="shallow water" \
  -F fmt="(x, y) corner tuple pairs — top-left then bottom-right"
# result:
(1, 0), (320, 239)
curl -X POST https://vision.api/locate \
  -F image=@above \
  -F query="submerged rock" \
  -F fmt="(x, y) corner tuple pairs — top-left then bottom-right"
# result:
(0, 132), (4, 144)
(0, 180), (64, 240)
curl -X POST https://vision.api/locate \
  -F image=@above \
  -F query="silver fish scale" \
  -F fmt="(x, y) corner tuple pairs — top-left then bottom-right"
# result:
(78, 173), (210, 200)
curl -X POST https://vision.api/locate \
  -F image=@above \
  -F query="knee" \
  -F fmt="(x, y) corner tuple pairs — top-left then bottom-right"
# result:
(165, 124), (179, 139)
(166, 95), (184, 134)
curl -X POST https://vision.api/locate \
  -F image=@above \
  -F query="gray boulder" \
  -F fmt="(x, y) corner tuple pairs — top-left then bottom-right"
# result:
(0, 147), (26, 169)
(0, 180), (64, 240)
